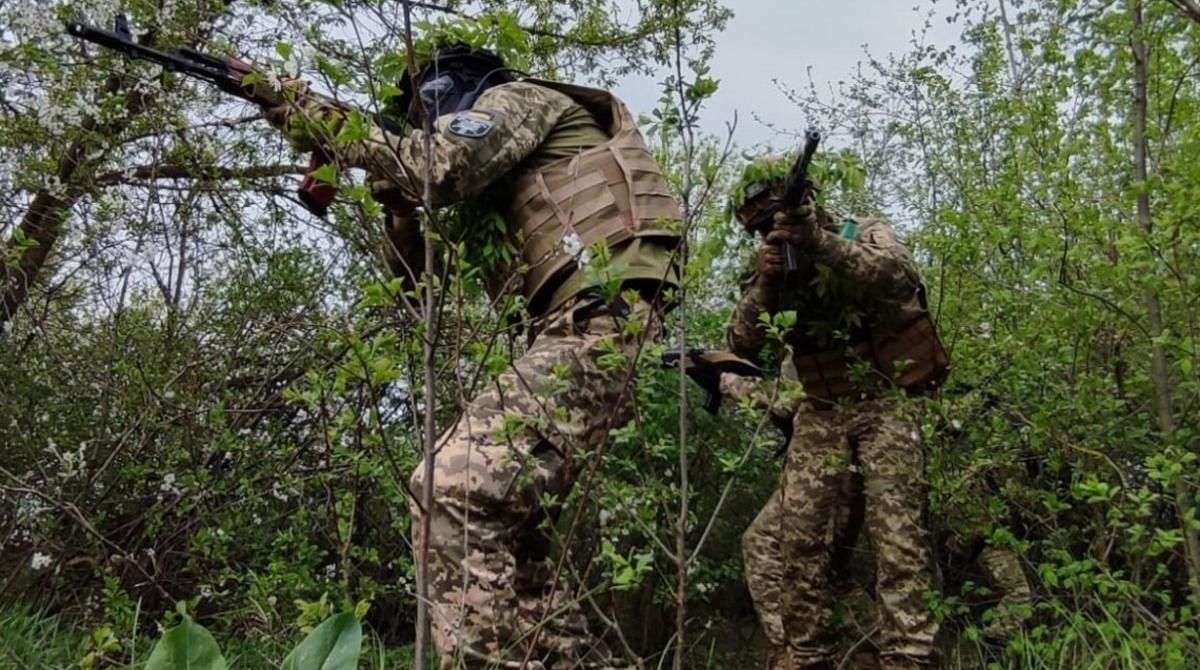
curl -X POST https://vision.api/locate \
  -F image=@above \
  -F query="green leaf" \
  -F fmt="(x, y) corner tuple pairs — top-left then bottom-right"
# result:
(145, 616), (228, 670)
(311, 163), (339, 186)
(281, 612), (363, 670)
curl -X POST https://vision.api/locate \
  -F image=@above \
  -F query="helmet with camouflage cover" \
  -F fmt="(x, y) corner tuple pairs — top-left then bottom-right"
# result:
(729, 155), (795, 234)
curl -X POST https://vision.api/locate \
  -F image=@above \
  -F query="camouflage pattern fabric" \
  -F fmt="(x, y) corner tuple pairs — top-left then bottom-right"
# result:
(266, 76), (678, 668)
(267, 81), (577, 207)
(266, 80), (679, 318)
(409, 298), (654, 670)
(741, 399), (937, 669)
(727, 216), (923, 367)
(976, 546), (1032, 640)
(728, 213), (939, 667)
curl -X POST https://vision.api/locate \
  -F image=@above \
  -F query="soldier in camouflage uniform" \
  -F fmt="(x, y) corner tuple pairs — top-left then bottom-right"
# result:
(726, 164), (950, 670)
(260, 43), (681, 669)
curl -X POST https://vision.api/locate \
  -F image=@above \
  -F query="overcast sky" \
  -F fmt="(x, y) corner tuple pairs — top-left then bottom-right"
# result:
(614, 0), (957, 150)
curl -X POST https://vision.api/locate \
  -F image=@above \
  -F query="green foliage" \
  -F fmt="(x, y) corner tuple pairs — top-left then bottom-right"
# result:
(137, 611), (365, 670)
(4, 0), (1200, 667)
(281, 612), (363, 670)
(0, 606), (90, 668)
(146, 615), (229, 670)
(726, 149), (868, 214)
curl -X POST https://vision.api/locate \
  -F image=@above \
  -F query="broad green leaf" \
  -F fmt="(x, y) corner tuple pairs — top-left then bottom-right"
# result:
(145, 616), (228, 670)
(281, 612), (362, 670)
(310, 163), (339, 186)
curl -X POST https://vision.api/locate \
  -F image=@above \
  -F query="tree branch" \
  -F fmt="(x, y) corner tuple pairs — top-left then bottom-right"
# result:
(1167, 0), (1200, 23)
(0, 9), (234, 326)
(94, 163), (306, 186)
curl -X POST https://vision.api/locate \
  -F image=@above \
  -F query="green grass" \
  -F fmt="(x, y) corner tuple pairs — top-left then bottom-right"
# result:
(0, 606), (416, 670)
(0, 606), (88, 669)
(3, 603), (1198, 670)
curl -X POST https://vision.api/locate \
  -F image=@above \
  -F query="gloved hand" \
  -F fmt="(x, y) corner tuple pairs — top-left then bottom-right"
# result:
(769, 195), (820, 250)
(661, 350), (763, 414)
(755, 237), (789, 281)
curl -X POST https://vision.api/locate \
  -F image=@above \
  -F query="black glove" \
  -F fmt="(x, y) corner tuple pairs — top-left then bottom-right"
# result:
(661, 349), (763, 414)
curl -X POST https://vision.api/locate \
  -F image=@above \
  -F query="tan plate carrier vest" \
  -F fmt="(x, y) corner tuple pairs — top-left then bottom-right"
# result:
(787, 287), (950, 401)
(508, 79), (683, 308)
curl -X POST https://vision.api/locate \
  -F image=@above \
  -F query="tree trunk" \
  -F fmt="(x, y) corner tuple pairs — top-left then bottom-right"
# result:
(1130, 0), (1200, 601)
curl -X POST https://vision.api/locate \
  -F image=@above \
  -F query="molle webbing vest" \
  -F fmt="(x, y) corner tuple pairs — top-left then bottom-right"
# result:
(787, 288), (949, 401)
(508, 79), (682, 307)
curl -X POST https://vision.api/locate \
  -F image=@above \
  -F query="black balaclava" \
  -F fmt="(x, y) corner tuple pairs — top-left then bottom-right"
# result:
(396, 42), (517, 125)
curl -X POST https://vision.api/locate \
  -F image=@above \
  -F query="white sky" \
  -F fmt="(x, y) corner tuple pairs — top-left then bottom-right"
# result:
(615, 0), (957, 150)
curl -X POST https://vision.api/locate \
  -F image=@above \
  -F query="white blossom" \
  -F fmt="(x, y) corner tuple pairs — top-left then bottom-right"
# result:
(561, 232), (583, 255)
(265, 69), (284, 93)
(562, 231), (592, 266)
(30, 552), (53, 571)
(159, 473), (181, 496)
(16, 494), (49, 523)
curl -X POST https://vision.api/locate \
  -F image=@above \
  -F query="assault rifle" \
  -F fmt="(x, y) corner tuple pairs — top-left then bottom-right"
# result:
(739, 129), (822, 277)
(661, 349), (763, 414)
(65, 15), (338, 216)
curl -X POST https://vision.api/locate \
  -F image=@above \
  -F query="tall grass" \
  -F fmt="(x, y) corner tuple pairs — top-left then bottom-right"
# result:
(0, 606), (86, 669)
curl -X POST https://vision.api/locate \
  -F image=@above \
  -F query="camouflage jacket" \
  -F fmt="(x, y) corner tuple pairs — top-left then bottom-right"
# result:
(276, 81), (584, 207)
(272, 80), (679, 316)
(727, 212), (924, 363)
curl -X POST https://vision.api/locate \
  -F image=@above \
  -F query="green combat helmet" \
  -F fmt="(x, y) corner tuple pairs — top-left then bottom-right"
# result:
(729, 155), (794, 236)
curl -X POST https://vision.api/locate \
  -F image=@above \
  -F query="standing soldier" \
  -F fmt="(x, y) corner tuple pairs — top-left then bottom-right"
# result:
(727, 158), (950, 670)
(260, 42), (681, 669)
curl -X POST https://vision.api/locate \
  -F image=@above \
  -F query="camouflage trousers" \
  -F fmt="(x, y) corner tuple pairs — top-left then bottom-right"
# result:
(742, 399), (938, 669)
(409, 299), (650, 670)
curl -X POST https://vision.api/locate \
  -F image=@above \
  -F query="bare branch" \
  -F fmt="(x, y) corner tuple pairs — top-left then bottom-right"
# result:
(94, 163), (306, 186)
(1167, 0), (1200, 23)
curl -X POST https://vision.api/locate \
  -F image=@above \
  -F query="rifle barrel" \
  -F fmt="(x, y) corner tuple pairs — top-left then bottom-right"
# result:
(783, 128), (821, 209)
(65, 21), (232, 85)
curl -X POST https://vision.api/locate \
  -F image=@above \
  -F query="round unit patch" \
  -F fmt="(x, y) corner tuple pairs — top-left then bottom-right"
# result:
(447, 110), (496, 138)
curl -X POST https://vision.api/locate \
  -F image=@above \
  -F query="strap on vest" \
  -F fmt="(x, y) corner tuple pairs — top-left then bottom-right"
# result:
(607, 145), (638, 225)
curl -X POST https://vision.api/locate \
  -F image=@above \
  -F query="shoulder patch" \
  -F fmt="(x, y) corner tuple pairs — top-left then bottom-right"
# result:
(447, 110), (496, 138)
